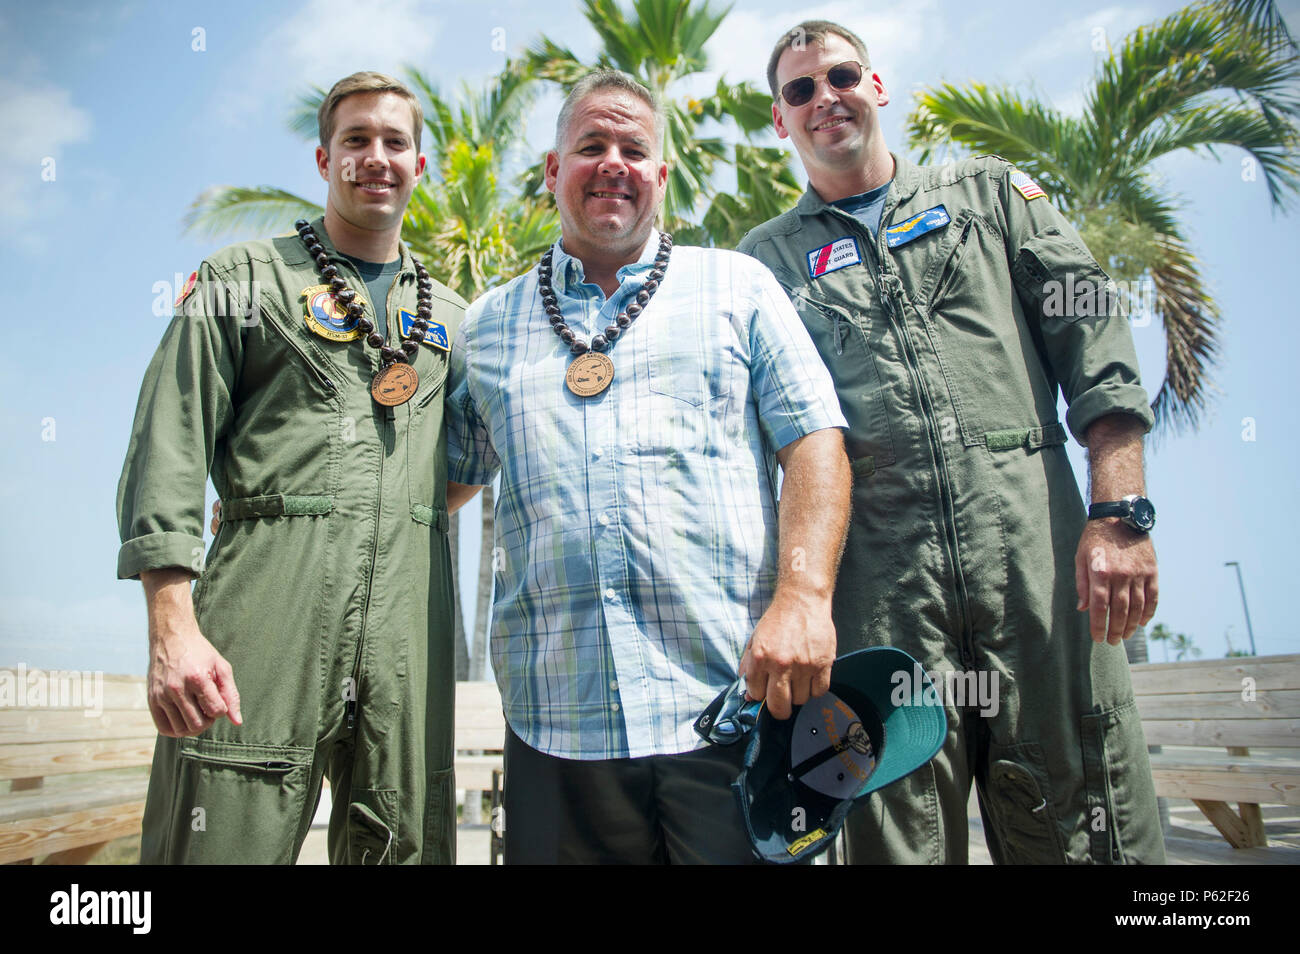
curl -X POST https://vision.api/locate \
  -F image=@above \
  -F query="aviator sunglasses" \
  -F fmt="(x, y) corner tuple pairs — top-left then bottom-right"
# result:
(780, 60), (864, 108)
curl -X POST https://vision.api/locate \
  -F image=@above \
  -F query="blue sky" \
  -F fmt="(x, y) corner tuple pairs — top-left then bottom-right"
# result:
(2, 0), (1297, 674)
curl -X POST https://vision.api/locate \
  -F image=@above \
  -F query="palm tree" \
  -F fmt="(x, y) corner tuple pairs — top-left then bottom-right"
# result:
(904, 0), (1299, 433)
(525, 0), (792, 242)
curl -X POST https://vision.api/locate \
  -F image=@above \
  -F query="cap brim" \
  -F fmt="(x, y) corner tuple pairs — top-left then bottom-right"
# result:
(829, 647), (948, 799)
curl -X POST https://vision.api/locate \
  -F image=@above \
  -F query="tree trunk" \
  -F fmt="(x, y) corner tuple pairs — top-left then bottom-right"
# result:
(470, 483), (495, 682)
(450, 510), (469, 682)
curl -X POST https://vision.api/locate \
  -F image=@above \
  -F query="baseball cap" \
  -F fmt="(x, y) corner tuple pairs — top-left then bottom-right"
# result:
(696, 646), (947, 864)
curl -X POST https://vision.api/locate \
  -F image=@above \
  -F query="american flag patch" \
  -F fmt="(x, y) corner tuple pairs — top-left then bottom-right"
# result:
(1010, 171), (1046, 201)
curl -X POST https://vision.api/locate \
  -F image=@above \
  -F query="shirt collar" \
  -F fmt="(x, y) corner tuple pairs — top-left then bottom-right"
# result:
(796, 152), (921, 217)
(310, 215), (416, 281)
(551, 229), (661, 296)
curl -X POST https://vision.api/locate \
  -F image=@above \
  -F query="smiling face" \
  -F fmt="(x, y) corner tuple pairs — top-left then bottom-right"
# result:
(772, 32), (891, 199)
(316, 91), (426, 236)
(544, 89), (668, 270)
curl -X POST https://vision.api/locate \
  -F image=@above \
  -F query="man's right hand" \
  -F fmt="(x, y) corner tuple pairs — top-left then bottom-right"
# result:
(141, 568), (242, 737)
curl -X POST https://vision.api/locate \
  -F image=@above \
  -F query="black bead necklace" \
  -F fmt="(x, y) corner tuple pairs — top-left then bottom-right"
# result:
(295, 218), (433, 407)
(538, 232), (673, 397)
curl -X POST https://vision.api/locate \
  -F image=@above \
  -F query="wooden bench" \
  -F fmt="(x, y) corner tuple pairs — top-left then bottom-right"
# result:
(0, 668), (154, 864)
(1131, 653), (1300, 848)
(1, 668), (507, 864)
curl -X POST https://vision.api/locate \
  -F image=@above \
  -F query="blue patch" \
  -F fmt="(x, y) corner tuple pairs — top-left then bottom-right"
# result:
(401, 309), (449, 351)
(884, 205), (950, 249)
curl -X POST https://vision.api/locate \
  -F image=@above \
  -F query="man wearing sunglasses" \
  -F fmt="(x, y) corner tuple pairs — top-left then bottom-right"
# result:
(738, 21), (1165, 864)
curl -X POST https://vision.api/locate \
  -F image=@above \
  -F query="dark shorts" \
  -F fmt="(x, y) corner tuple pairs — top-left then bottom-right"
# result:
(503, 725), (760, 864)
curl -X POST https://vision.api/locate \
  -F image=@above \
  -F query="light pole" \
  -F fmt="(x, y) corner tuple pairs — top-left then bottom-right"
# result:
(1224, 561), (1258, 656)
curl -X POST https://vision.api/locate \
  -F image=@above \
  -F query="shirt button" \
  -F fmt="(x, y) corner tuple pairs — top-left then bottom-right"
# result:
(609, 680), (618, 691)
(598, 513), (611, 527)
(592, 446), (604, 459)
(611, 702), (621, 712)
(604, 588), (616, 601)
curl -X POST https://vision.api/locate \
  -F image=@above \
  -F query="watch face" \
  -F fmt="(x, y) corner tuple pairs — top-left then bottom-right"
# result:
(1131, 498), (1156, 531)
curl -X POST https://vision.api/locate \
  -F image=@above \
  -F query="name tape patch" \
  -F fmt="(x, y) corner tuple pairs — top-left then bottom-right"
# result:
(885, 205), (950, 249)
(807, 236), (862, 279)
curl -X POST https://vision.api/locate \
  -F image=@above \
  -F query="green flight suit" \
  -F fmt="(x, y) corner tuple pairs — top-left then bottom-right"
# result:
(739, 155), (1165, 864)
(117, 218), (464, 864)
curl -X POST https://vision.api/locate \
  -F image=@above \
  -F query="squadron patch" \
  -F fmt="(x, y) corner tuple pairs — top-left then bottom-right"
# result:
(1010, 171), (1046, 201)
(885, 205), (950, 249)
(807, 236), (862, 279)
(302, 284), (366, 342)
(174, 270), (199, 309)
(400, 309), (449, 351)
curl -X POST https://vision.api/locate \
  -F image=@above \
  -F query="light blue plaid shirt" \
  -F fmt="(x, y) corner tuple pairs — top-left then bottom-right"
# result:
(447, 231), (846, 759)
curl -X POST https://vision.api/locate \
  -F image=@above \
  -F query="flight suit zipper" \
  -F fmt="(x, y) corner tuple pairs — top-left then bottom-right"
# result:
(831, 204), (976, 666)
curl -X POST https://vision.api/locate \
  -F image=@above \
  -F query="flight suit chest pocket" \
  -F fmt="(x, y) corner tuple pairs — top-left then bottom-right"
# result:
(913, 211), (1042, 445)
(789, 290), (897, 472)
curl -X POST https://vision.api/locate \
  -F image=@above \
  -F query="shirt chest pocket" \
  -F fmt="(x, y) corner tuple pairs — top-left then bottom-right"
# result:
(642, 310), (743, 453)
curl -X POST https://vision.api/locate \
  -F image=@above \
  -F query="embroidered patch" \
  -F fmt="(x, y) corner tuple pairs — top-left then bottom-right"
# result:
(1010, 170), (1046, 201)
(807, 236), (862, 278)
(302, 284), (366, 342)
(787, 828), (829, 855)
(173, 270), (198, 309)
(884, 205), (950, 249)
(400, 309), (449, 351)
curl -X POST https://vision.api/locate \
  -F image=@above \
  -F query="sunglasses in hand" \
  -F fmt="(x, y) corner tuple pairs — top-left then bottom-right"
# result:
(780, 60), (865, 108)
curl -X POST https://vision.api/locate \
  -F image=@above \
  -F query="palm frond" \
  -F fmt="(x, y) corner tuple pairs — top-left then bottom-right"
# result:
(1148, 232), (1222, 435)
(183, 186), (322, 241)
(288, 85), (328, 142)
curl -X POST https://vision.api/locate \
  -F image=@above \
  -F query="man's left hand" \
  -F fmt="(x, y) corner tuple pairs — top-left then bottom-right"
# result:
(740, 591), (836, 720)
(1074, 519), (1158, 645)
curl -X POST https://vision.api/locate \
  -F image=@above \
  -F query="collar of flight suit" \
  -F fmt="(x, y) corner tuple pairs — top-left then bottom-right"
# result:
(305, 215), (419, 289)
(794, 152), (924, 222)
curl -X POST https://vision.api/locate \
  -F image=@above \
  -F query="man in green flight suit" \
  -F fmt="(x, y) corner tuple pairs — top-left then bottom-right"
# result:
(117, 72), (468, 864)
(739, 22), (1166, 863)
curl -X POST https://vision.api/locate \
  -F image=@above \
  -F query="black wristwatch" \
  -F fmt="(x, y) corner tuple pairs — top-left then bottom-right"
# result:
(1087, 494), (1155, 533)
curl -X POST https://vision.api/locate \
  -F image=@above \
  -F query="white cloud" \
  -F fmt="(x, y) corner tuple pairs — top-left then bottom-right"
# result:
(211, 0), (446, 128)
(0, 78), (92, 252)
(701, 0), (946, 96)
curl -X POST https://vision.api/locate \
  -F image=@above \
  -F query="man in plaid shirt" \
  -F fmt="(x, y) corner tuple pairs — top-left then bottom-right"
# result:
(446, 69), (851, 863)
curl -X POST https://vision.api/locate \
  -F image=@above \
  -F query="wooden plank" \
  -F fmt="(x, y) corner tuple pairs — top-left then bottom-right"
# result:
(455, 754), (504, 791)
(1130, 655), (1300, 695)
(1191, 799), (1252, 848)
(455, 681), (506, 750)
(0, 777), (150, 825)
(1149, 759), (1300, 805)
(0, 739), (155, 781)
(0, 709), (157, 745)
(0, 800), (145, 865)
(1139, 719), (1300, 748)
(41, 843), (108, 865)
(1240, 803), (1267, 847)
(0, 669), (147, 711)
(1134, 689), (1300, 721)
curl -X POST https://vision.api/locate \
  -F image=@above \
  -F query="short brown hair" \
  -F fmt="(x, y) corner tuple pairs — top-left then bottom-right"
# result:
(318, 71), (423, 153)
(555, 69), (665, 153)
(766, 21), (872, 101)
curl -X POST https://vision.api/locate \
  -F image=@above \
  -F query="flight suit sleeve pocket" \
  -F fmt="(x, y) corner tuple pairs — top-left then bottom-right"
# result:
(172, 738), (314, 864)
(1080, 700), (1164, 864)
(1012, 228), (1113, 324)
(982, 743), (1068, 863)
(421, 766), (456, 865)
